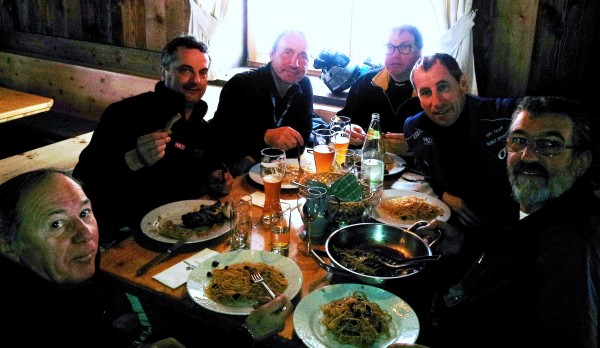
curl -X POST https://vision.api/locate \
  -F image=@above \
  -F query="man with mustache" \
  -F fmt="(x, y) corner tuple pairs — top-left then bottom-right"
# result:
(410, 96), (599, 347)
(209, 30), (314, 177)
(404, 53), (521, 237)
(73, 36), (233, 244)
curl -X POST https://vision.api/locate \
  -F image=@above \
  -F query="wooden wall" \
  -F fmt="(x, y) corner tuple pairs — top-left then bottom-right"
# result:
(0, 0), (597, 107)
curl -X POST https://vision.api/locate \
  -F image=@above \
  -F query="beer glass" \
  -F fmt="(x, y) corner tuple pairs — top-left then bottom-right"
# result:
(335, 149), (356, 175)
(330, 115), (351, 166)
(260, 147), (286, 226)
(269, 201), (292, 256)
(312, 128), (336, 173)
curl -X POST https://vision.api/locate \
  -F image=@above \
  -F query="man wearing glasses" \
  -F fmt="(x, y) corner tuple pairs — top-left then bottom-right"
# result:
(404, 96), (599, 348)
(404, 53), (521, 237)
(338, 25), (424, 152)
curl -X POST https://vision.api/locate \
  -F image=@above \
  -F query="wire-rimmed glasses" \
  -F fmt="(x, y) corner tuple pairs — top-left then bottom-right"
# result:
(506, 136), (576, 157)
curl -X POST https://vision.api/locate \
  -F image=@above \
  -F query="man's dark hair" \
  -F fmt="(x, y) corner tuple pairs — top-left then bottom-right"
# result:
(410, 52), (463, 87)
(160, 35), (211, 68)
(391, 24), (424, 50)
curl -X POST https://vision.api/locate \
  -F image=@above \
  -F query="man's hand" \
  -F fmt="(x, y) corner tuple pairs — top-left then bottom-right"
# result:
(383, 132), (411, 156)
(125, 131), (171, 171)
(348, 123), (366, 146)
(414, 219), (464, 255)
(207, 169), (234, 197)
(264, 127), (304, 151)
(244, 294), (293, 340)
(441, 192), (483, 227)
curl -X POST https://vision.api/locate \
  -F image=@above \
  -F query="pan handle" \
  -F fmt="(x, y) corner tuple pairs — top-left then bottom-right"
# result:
(309, 249), (353, 277)
(407, 220), (443, 248)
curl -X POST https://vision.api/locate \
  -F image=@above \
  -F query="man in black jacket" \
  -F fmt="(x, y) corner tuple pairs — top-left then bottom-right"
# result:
(405, 53), (521, 231)
(73, 36), (233, 242)
(409, 96), (599, 348)
(209, 30), (314, 177)
(338, 25), (423, 153)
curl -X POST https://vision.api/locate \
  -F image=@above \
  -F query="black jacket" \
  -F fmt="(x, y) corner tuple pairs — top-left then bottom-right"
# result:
(427, 182), (600, 348)
(209, 62), (314, 164)
(0, 255), (135, 347)
(336, 67), (422, 133)
(404, 94), (521, 230)
(73, 82), (221, 238)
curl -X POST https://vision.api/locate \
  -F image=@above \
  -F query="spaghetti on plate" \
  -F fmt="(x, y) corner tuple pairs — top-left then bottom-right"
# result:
(379, 195), (443, 221)
(206, 261), (288, 306)
(320, 291), (394, 348)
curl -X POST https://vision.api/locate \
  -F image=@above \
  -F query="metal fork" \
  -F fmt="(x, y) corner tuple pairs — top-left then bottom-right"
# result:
(249, 269), (287, 310)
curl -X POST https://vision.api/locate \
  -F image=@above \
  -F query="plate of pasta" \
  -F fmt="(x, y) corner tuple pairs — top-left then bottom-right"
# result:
(186, 250), (303, 315)
(372, 189), (451, 228)
(293, 283), (419, 348)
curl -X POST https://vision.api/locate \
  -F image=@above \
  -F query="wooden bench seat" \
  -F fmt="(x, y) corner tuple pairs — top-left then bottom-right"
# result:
(0, 131), (92, 184)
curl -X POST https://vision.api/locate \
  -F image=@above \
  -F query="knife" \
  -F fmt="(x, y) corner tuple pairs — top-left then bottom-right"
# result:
(136, 238), (188, 276)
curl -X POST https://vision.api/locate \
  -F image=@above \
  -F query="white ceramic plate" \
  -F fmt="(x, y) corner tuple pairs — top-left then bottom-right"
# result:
(372, 189), (451, 228)
(140, 199), (230, 244)
(248, 158), (310, 189)
(187, 250), (303, 315)
(293, 283), (420, 348)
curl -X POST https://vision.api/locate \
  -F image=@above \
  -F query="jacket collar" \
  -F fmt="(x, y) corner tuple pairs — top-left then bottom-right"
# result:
(371, 67), (417, 97)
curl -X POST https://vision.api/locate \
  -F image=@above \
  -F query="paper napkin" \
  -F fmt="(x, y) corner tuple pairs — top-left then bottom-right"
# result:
(152, 248), (220, 289)
(250, 191), (298, 209)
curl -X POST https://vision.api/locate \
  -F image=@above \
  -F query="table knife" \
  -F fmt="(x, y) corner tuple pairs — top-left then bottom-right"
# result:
(136, 238), (187, 276)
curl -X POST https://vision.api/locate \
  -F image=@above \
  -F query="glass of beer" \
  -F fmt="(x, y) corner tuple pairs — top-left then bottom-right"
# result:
(312, 128), (336, 173)
(330, 115), (351, 165)
(260, 147), (286, 226)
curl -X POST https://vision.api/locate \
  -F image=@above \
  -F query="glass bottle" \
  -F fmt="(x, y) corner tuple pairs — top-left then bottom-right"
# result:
(360, 113), (385, 189)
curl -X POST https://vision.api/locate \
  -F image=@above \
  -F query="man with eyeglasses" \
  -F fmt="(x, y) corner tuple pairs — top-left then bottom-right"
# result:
(404, 53), (521, 237)
(209, 30), (314, 177)
(404, 95), (599, 347)
(337, 25), (424, 153)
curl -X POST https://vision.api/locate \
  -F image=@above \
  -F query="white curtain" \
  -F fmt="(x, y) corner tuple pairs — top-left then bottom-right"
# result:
(188, 0), (230, 80)
(430, 0), (478, 95)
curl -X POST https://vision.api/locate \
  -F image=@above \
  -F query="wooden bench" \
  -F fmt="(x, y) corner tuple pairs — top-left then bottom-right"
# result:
(0, 131), (93, 184)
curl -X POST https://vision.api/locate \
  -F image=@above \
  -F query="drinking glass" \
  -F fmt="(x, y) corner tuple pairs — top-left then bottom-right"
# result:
(297, 186), (327, 255)
(312, 128), (336, 173)
(335, 149), (356, 175)
(230, 194), (253, 250)
(260, 147), (286, 226)
(330, 115), (351, 166)
(269, 201), (292, 256)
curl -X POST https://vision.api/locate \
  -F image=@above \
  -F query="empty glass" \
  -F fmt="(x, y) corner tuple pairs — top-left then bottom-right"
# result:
(269, 201), (292, 256)
(230, 194), (253, 250)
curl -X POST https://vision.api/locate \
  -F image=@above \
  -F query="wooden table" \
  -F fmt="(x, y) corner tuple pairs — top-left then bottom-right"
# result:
(0, 86), (54, 123)
(99, 173), (413, 347)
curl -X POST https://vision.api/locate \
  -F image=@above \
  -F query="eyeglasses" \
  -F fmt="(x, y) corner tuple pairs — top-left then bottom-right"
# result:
(506, 136), (576, 157)
(384, 43), (416, 55)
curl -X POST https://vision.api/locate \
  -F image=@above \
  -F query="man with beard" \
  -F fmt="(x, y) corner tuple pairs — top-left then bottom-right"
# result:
(410, 96), (599, 348)
(73, 35), (233, 245)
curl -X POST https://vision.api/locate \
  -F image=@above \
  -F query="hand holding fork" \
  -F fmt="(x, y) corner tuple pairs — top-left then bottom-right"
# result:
(250, 269), (287, 311)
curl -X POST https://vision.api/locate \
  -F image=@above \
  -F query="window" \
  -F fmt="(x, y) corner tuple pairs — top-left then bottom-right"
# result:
(247, 0), (440, 70)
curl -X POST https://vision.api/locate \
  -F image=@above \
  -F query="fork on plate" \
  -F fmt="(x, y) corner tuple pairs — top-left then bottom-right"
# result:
(249, 269), (287, 310)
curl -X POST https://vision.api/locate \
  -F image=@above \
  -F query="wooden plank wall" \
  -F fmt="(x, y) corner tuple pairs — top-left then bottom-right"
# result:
(0, 0), (597, 105)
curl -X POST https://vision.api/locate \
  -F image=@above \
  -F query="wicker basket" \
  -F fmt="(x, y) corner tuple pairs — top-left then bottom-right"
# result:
(298, 172), (372, 225)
